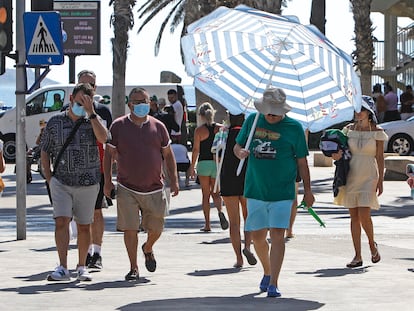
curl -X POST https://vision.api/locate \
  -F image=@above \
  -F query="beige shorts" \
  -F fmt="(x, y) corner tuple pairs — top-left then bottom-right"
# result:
(50, 177), (98, 225)
(116, 184), (166, 232)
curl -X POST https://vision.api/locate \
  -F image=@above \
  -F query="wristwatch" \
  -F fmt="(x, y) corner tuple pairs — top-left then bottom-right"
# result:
(89, 113), (97, 120)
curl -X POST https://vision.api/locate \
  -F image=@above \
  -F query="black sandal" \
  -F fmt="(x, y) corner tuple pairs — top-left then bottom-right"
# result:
(371, 242), (381, 263)
(142, 243), (156, 272)
(346, 260), (363, 268)
(242, 248), (257, 265)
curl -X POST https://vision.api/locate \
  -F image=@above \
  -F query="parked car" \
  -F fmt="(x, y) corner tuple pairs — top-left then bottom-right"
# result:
(380, 116), (414, 155)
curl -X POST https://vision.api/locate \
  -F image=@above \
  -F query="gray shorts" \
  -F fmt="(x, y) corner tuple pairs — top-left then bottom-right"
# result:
(116, 184), (166, 232)
(50, 177), (99, 225)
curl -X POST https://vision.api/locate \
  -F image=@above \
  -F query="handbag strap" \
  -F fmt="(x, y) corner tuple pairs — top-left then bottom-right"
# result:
(52, 118), (84, 174)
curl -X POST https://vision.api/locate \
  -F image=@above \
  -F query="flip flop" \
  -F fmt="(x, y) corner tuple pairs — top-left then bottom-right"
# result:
(371, 242), (381, 263)
(346, 260), (363, 268)
(242, 248), (257, 265)
(218, 212), (229, 230)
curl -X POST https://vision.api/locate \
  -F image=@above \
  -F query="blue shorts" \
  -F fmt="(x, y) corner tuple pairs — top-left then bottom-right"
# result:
(245, 198), (293, 231)
(196, 160), (217, 178)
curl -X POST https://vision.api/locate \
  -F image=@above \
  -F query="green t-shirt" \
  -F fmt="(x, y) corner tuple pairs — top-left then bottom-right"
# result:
(236, 113), (308, 201)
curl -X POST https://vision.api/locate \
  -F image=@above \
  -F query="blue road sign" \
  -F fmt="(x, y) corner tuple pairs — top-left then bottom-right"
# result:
(23, 12), (64, 65)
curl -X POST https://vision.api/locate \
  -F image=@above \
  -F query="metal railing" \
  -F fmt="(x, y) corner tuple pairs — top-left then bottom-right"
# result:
(373, 24), (414, 69)
(373, 23), (414, 86)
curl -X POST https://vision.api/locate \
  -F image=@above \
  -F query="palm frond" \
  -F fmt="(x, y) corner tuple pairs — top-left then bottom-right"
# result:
(170, 3), (185, 32)
(152, 1), (183, 55)
(137, 1), (178, 33)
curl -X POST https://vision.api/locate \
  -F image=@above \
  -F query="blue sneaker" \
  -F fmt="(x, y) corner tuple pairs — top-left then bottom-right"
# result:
(259, 275), (270, 292)
(267, 285), (281, 298)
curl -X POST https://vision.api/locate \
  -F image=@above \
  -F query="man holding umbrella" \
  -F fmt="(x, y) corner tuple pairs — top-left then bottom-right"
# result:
(234, 87), (314, 297)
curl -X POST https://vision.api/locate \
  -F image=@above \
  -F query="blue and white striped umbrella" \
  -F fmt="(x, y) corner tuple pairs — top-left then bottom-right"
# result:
(181, 5), (362, 133)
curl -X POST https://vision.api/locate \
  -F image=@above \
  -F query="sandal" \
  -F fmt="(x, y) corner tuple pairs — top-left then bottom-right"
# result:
(218, 212), (229, 230)
(142, 243), (156, 272)
(242, 248), (257, 265)
(371, 242), (381, 264)
(125, 269), (139, 281)
(346, 260), (363, 268)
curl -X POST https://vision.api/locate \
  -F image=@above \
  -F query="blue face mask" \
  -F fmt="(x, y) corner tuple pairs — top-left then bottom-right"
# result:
(72, 102), (86, 117)
(132, 103), (150, 118)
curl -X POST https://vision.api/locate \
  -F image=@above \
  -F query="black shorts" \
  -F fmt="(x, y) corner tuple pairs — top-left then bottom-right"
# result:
(95, 174), (106, 209)
(177, 162), (190, 172)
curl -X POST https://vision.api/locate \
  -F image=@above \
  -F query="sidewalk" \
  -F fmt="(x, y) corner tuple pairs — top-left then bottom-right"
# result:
(0, 152), (414, 310)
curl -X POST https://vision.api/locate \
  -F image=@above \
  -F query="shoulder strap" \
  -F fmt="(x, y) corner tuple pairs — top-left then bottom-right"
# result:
(52, 119), (84, 174)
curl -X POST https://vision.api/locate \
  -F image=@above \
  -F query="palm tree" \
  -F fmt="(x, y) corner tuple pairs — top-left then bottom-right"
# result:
(310, 0), (326, 34)
(350, 0), (375, 95)
(109, 0), (136, 119)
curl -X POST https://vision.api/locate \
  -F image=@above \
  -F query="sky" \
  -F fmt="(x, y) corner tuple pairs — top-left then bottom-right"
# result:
(3, 0), (413, 86)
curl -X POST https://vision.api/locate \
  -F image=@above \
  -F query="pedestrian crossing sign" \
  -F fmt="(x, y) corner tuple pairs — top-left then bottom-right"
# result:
(23, 12), (64, 65)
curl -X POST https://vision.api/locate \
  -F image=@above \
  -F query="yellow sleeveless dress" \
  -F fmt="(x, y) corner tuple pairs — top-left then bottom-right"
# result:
(334, 127), (388, 210)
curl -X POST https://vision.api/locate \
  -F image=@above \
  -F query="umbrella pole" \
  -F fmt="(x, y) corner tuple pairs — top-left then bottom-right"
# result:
(297, 201), (326, 228)
(236, 112), (260, 176)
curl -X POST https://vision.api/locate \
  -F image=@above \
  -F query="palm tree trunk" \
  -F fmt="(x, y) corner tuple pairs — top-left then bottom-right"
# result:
(310, 0), (326, 34)
(244, 0), (283, 14)
(351, 0), (374, 95)
(110, 0), (135, 119)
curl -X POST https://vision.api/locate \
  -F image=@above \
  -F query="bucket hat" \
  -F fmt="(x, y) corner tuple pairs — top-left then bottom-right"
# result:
(254, 87), (292, 115)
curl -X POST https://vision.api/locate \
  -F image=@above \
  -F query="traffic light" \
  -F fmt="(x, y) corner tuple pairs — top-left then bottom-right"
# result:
(0, 0), (12, 54)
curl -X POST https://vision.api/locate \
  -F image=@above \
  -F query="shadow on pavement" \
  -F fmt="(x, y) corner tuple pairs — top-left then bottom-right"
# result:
(188, 267), (249, 277)
(296, 266), (369, 277)
(0, 278), (151, 295)
(118, 295), (325, 311)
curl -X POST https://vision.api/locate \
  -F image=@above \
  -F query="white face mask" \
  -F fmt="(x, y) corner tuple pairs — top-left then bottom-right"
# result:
(72, 102), (86, 117)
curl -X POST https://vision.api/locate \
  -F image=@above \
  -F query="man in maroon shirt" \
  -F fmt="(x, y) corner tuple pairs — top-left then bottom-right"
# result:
(103, 87), (179, 281)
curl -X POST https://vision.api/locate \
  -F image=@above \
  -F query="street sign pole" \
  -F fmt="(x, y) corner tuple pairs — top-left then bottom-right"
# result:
(16, 0), (26, 240)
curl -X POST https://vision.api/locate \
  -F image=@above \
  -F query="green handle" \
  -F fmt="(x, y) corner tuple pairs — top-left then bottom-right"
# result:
(297, 201), (326, 228)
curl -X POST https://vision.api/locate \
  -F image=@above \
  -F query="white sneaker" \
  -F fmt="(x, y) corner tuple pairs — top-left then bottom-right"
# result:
(77, 266), (92, 281)
(48, 265), (70, 281)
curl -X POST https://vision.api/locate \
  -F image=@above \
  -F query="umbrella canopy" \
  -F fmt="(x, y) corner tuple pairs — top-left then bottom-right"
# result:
(181, 5), (362, 133)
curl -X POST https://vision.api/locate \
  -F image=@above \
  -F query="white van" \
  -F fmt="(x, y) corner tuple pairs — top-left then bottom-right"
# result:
(0, 83), (190, 162)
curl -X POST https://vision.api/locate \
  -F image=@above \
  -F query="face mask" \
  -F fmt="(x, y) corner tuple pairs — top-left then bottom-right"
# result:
(132, 103), (150, 118)
(72, 102), (86, 117)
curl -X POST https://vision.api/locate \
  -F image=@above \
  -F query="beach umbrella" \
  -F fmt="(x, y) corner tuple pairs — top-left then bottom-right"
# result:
(181, 5), (362, 133)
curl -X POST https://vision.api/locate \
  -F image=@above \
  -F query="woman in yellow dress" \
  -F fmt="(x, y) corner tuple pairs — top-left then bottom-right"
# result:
(332, 98), (388, 268)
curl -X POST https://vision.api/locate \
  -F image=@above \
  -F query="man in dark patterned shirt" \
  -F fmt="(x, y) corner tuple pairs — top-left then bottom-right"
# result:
(41, 83), (109, 282)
